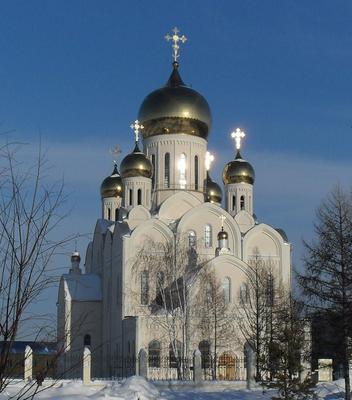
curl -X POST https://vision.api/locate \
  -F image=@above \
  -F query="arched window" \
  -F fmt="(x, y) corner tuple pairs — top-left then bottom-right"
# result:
(232, 195), (236, 211)
(148, 340), (161, 368)
(156, 271), (164, 290)
(164, 153), (170, 188)
(199, 340), (211, 369)
(141, 271), (149, 305)
(188, 230), (196, 248)
(107, 208), (111, 220)
(194, 155), (199, 190)
(178, 153), (187, 189)
(151, 154), (155, 188)
(239, 283), (249, 305)
(84, 334), (91, 346)
(169, 340), (182, 368)
(129, 189), (133, 206)
(222, 277), (231, 304)
(240, 195), (245, 210)
(204, 224), (212, 248)
(137, 189), (142, 205)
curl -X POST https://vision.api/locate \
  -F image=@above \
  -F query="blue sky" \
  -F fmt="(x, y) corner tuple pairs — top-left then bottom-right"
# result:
(1, 1), (352, 333)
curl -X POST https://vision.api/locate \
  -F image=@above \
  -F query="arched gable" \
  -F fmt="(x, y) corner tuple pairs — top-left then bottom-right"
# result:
(177, 202), (242, 258)
(158, 191), (202, 223)
(191, 254), (250, 306)
(127, 205), (151, 230)
(234, 210), (255, 233)
(243, 223), (285, 260)
(130, 218), (174, 248)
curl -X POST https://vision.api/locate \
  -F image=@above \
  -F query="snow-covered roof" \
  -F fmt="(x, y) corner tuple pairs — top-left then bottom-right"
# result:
(63, 273), (102, 302)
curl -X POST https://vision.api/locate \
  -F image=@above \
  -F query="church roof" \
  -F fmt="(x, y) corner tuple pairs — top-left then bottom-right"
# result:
(63, 273), (102, 302)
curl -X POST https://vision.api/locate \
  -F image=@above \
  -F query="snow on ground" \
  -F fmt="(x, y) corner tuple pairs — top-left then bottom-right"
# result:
(0, 376), (349, 399)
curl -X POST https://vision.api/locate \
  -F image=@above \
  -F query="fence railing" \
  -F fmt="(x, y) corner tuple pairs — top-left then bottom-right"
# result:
(92, 354), (247, 382)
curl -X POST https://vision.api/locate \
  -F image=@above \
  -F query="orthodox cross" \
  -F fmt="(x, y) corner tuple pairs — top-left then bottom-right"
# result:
(220, 215), (226, 229)
(109, 145), (122, 165)
(130, 120), (144, 143)
(231, 128), (246, 151)
(205, 151), (215, 171)
(165, 27), (187, 62)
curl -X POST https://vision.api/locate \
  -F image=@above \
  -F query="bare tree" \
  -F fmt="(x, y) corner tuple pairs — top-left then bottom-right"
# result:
(195, 267), (235, 379)
(132, 234), (206, 379)
(235, 248), (276, 381)
(298, 186), (352, 400)
(0, 143), (70, 394)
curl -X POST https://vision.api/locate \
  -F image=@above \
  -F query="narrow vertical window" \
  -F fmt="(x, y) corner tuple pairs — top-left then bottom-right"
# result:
(148, 340), (161, 368)
(107, 208), (111, 220)
(222, 277), (231, 304)
(194, 155), (199, 190)
(240, 195), (245, 210)
(141, 271), (149, 305)
(129, 189), (133, 206)
(137, 189), (142, 205)
(151, 154), (155, 188)
(84, 334), (91, 346)
(178, 153), (187, 189)
(204, 224), (212, 248)
(232, 195), (236, 211)
(164, 153), (170, 188)
(240, 283), (249, 305)
(115, 208), (118, 221)
(188, 230), (196, 248)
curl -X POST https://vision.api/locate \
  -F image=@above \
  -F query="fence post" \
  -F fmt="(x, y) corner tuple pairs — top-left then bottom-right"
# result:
(245, 344), (255, 390)
(193, 349), (202, 384)
(138, 349), (148, 379)
(83, 346), (91, 384)
(24, 345), (33, 382)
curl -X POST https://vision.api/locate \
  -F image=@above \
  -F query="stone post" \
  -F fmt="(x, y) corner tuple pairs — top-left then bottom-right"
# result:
(245, 344), (255, 390)
(83, 346), (91, 384)
(193, 349), (202, 384)
(24, 345), (33, 382)
(138, 349), (148, 379)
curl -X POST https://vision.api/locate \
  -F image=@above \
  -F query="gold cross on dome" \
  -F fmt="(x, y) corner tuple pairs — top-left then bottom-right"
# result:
(109, 145), (121, 165)
(205, 151), (215, 171)
(130, 120), (144, 143)
(219, 215), (226, 229)
(231, 128), (246, 151)
(165, 27), (187, 62)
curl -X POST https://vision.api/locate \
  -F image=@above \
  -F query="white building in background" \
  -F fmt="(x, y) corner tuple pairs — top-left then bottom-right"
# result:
(57, 29), (291, 379)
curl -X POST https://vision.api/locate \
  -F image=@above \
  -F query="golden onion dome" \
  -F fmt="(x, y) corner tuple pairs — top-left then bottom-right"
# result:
(120, 143), (153, 179)
(138, 62), (212, 139)
(217, 228), (228, 241)
(100, 164), (123, 198)
(205, 171), (222, 204)
(222, 150), (255, 185)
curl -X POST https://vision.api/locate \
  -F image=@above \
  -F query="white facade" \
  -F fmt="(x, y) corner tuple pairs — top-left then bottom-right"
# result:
(57, 60), (292, 379)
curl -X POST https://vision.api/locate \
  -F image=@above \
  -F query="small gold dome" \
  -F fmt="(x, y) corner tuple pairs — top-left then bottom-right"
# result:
(120, 143), (153, 179)
(205, 171), (222, 204)
(223, 151), (255, 185)
(100, 164), (123, 198)
(138, 62), (212, 139)
(217, 228), (228, 240)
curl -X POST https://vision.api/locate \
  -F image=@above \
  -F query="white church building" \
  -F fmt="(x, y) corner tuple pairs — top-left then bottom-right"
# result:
(57, 29), (291, 379)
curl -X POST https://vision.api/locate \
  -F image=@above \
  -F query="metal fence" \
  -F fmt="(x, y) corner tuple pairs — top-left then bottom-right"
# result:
(93, 354), (247, 382)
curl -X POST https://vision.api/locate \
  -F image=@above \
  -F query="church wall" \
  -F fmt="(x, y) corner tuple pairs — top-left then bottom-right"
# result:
(68, 300), (102, 378)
